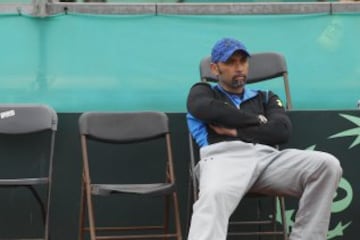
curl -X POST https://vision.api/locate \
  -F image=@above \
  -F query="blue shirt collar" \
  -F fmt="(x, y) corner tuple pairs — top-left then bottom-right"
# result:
(214, 84), (258, 108)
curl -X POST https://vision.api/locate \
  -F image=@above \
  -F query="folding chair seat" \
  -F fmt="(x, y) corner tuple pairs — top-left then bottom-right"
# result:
(78, 111), (182, 240)
(0, 104), (58, 240)
(187, 52), (292, 239)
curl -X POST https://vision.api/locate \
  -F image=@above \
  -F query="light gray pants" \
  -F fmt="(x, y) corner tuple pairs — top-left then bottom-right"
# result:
(187, 141), (342, 240)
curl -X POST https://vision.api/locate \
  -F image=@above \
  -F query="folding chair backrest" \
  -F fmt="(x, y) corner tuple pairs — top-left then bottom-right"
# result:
(199, 52), (292, 110)
(0, 104), (57, 134)
(79, 111), (168, 143)
(0, 104), (58, 178)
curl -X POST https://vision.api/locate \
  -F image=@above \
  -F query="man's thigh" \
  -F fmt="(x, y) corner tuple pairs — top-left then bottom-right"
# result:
(198, 141), (263, 194)
(250, 148), (334, 197)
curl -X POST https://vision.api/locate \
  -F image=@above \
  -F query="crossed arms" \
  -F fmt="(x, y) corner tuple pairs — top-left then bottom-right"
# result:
(187, 83), (292, 146)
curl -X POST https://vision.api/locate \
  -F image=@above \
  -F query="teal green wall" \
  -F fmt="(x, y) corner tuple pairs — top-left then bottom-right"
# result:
(0, 13), (359, 112)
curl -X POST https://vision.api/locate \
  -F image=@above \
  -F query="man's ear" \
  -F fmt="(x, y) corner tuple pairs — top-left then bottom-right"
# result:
(210, 63), (219, 76)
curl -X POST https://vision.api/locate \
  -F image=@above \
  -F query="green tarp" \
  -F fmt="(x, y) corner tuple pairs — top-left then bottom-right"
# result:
(0, 13), (359, 112)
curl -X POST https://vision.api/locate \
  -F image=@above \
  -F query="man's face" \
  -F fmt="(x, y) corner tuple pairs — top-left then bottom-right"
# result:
(211, 50), (249, 93)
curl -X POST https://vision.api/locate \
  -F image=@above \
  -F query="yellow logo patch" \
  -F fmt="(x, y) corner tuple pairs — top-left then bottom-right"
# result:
(276, 99), (283, 107)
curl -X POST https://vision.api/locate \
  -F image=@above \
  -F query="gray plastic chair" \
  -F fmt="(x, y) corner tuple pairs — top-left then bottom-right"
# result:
(187, 53), (291, 239)
(78, 111), (182, 240)
(0, 104), (58, 240)
(199, 52), (292, 110)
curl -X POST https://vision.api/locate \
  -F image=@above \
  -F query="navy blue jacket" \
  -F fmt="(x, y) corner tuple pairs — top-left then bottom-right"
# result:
(187, 82), (292, 148)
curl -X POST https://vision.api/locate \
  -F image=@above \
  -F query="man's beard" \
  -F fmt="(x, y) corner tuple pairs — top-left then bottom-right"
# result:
(230, 75), (247, 88)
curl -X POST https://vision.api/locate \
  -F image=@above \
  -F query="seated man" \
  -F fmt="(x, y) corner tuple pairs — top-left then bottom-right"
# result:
(186, 37), (342, 240)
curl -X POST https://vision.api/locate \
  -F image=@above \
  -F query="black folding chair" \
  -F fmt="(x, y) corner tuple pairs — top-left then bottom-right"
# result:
(78, 111), (182, 240)
(0, 104), (58, 240)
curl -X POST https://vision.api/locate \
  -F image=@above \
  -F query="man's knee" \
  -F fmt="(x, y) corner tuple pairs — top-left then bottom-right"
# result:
(317, 152), (343, 180)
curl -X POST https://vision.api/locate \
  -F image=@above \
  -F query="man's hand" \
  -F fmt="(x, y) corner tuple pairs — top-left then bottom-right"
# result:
(209, 124), (237, 137)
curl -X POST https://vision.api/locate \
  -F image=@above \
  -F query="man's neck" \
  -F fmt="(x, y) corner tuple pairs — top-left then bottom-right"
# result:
(219, 84), (244, 95)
